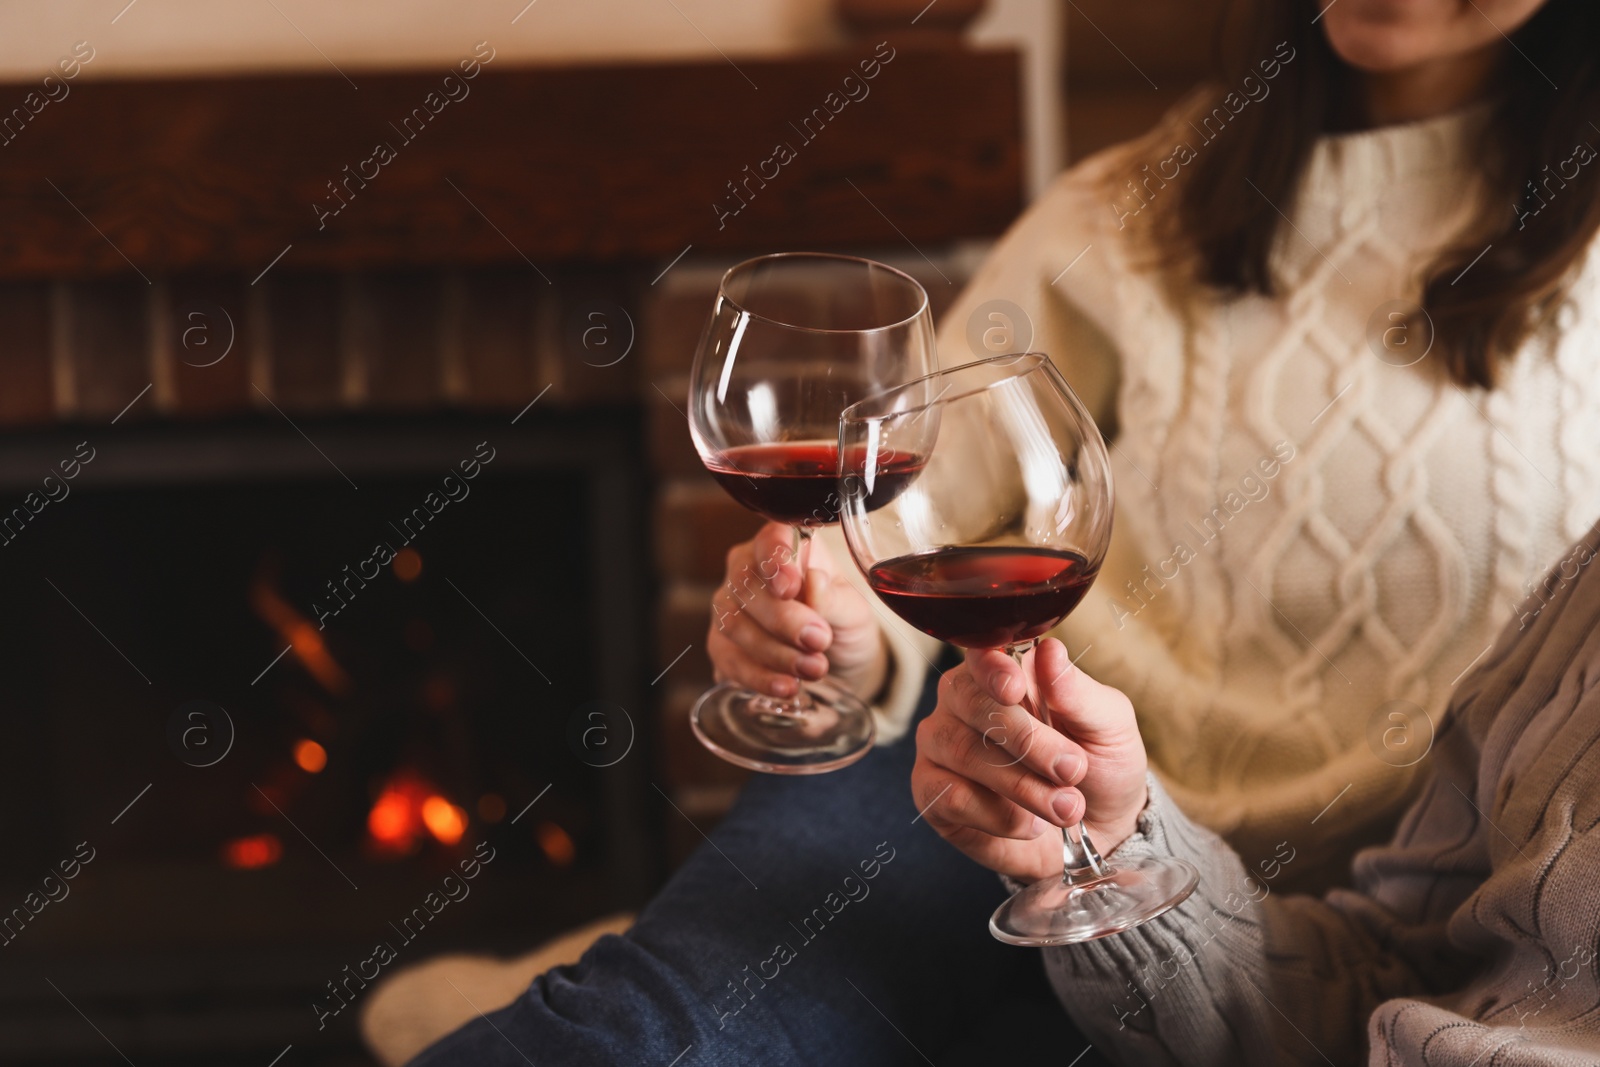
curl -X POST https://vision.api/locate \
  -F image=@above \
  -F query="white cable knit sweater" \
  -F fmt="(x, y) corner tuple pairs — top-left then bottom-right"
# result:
(830, 102), (1600, 893)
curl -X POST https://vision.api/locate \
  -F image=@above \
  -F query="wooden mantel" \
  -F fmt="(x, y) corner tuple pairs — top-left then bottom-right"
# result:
(0, 43), (1021, 280)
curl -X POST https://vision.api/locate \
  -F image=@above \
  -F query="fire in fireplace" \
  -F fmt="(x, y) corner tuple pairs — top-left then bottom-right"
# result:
(0, 411), (654, 1064)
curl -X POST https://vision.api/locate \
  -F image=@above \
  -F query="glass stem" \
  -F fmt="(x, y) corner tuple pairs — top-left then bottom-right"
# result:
(785, 525), (815, 712)
(1005, 640), (1108, 887)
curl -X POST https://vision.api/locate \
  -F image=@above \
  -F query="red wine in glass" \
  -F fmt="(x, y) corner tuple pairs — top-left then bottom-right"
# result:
(866, 547), (1096, 649)
(707, 442), (926, 527)
(686, 252), (938, 775)
(839, 353), (1199, 946)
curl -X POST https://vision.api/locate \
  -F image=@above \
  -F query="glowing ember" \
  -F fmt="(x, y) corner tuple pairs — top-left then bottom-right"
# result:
(421, 796), (468, 845)
(365, 774), (469, 855)
(293, 739), (328, 773)
(535, 820), (576, 867)
(222, 833), (283, 869)
(393, 548), (423, 582)
(367, 777), (428, 853)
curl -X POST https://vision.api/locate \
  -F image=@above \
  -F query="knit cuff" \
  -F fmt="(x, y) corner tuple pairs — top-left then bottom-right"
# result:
(1047, 774), (1265, 980)
(1105, 771), (1168, 861)
(997, 773), (1162, 896)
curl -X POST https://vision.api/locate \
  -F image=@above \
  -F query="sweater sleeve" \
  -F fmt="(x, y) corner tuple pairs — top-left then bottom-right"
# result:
(1042, 774), (1479, 1066)
(1046, 520), (1600, 1066)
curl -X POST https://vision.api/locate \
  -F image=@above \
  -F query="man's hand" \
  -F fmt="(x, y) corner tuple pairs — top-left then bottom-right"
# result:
(910, 638), (1149, 883)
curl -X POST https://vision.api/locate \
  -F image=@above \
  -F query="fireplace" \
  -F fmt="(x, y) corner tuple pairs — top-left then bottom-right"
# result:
(0, 405), (653, 1062)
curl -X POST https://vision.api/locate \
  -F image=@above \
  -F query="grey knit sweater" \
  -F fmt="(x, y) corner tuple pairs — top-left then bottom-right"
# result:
(1048, 520), (1600, 1065)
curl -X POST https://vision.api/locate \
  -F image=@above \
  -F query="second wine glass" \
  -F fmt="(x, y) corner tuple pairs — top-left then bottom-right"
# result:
(687, 252), (937, 774)
(838, 353), (1199, 944)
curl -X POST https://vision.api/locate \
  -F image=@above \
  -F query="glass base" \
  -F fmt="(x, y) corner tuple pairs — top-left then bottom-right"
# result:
(989, 855), (1200, 946)
(689, 678), (876, 774)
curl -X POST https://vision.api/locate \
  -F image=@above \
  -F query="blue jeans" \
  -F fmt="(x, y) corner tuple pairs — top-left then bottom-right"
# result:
(411, 661), (1104, 1066)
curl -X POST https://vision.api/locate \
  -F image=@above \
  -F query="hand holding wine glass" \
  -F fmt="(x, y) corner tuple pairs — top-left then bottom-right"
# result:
(687, 252), (936, 774)
(839, 352), (1197, 945)
(912, 639), (1151, 885)
(707, 519), (889, 704)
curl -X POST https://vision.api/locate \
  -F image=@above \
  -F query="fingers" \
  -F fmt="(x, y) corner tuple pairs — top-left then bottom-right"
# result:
(935, 821), (1055, 884)
(915, 706), (1087, 829)
(730, 575), (833, 654)
(706, 625), (801, 698)
(715, 599), (828, 673)
(767, 523), (850, 605)
(716, 527), (872, 654)
(912, 760), (1051, 841)
(803, 564), (858, 623)
(709, 525), (888, 701)
(803, 568), (877, 650)
(1033, 638), (1134, 744)
(719, 528), (836, 650)
(965, 647), (1026, 706)
(935, 668), (1087, 796)
(912, 753), (1057, 882)
(748, 522), (803, 599)
(707, 568), (830, 697)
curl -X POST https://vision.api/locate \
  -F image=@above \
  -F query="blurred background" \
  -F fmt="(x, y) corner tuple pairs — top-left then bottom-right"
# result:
(0, 1), (1220, 1063)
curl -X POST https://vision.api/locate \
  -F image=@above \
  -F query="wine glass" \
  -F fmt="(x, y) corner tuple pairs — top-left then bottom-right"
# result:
(837, 353), (1199, 944)
(687, 252), (937, 774)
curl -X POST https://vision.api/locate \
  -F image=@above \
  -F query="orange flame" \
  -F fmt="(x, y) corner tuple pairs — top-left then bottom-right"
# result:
(535, 821), (576, 867)
(293, 739), (328, 773)
(250, 572), (351, 694)
(421, 796), (467, 845)
(366, 773), (469, 855)
(222, 833), (283, 869)
(367, 781), (424, 853)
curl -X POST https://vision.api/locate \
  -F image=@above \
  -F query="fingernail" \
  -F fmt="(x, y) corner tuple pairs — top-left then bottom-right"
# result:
(798, 624), (829, 652)
(796, 653), (828, 679)
(1029, 816), (1051, 837)
(1052, 754), (1082, 786)
(772, 677), (797, 697)
(1051, 791), (1079, 825)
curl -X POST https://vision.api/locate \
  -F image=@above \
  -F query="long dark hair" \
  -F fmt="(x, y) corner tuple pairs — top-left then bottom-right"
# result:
(1171, 0), (1600, 388)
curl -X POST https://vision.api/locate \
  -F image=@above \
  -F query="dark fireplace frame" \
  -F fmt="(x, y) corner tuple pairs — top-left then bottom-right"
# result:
(0, 409), (655, 1064)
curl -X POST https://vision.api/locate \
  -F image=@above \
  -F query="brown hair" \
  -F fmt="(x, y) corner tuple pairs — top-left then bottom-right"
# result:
(1172, 0), (1600, 388)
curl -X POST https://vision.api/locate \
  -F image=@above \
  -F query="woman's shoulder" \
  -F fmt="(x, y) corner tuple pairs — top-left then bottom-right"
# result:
(982, 95), (1214, 339)
(1033, 90), (1216, 249)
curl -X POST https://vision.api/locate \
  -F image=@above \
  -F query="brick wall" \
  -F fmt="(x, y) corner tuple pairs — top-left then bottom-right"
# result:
(0, 268), (634, 426)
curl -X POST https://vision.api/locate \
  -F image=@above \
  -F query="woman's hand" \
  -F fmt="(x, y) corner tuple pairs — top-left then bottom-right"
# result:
(706, 522), (888, 702)
(911, 639), (1150, 883)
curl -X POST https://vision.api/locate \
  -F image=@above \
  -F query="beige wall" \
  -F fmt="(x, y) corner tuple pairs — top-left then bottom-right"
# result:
(0, 0), (845, 79)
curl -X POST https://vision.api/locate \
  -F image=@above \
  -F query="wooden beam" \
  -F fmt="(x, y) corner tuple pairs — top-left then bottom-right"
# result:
(0, 46), (1021, 280)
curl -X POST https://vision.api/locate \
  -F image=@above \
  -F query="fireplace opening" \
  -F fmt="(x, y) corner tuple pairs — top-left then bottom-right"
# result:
(0, 411), (655, 1064)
